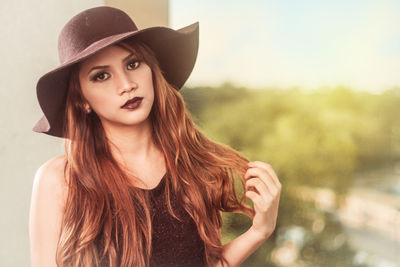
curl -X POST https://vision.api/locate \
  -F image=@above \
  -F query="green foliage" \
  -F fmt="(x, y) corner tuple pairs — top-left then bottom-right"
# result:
(181, 84), (400, 266)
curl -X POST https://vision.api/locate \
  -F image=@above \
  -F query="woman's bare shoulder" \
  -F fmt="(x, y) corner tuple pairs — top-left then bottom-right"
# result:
(37, 154), (67, 173)
(33, 155), (69, 202)
(36, 155), (67, 177)
(29, 155), (68, 266)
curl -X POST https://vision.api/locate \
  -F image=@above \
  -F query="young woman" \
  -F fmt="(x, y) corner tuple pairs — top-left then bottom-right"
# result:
(29, 6), (281, 267)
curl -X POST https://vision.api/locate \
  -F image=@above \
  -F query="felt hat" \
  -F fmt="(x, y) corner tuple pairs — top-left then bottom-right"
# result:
(32, 6), (199, 138)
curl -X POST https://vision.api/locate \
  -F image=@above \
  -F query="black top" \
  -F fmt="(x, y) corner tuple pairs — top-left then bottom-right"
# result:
(147, 174), (206, 267)
(96, 173), (206, 266)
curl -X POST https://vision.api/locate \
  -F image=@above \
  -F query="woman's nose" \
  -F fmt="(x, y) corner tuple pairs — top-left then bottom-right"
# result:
(115, 71), (137, 95)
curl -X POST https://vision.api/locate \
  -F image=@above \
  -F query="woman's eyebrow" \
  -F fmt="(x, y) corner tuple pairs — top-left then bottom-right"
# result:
(123, 52), (136, 62)
(87, 53), (136, 74)
(87, 65), (108, 74)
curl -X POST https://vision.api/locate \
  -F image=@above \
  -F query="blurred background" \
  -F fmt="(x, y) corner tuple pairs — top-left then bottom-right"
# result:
(1, 0), (399, 266)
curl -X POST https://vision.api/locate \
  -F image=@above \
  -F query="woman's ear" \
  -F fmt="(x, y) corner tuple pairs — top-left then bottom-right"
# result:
(84, 102), (92, 114)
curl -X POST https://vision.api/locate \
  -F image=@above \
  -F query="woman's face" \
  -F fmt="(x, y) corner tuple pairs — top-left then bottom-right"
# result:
(78, 44), (154, 130)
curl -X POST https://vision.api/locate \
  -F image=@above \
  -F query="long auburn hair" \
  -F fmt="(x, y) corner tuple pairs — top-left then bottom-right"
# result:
(56, 40), (255, 266)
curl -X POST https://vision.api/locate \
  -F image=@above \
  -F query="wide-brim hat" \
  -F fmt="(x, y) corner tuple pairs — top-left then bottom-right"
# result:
(33, 6), (199, 138)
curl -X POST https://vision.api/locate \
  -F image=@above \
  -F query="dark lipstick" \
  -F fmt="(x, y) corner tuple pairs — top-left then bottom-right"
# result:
(121, 97), (143, 109)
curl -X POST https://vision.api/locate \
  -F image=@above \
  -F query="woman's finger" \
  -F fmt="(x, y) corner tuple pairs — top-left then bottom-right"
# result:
(245, 167), (279, 195)
(245, 177), (273, 203)
(245, 190), (268, 212)
(248, 161), (281, 188)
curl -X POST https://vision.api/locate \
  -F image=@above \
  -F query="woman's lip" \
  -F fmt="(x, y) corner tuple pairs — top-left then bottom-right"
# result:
(121, 97), (143, 108)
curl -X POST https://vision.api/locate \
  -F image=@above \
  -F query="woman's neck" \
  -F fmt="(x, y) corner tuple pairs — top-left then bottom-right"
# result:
(102, 119), (166, 188)
(104, 119), (159, 164)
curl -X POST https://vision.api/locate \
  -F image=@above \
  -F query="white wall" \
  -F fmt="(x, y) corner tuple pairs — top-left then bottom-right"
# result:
(0, 1), (104, 265)
(106, 0), (169, 28)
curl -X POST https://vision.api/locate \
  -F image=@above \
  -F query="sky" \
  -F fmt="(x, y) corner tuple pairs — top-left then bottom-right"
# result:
(170, 0), (400, 92)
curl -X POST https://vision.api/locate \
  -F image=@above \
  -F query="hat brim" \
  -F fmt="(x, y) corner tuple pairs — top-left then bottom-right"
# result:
(33, 22), (199, 138)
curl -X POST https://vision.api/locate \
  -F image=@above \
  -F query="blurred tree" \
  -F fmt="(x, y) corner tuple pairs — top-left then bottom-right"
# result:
(180, 84), (399, 266)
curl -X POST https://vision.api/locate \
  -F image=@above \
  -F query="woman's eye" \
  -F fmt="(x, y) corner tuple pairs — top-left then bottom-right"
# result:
(127, 60), (140, 70)
(91, 72), (109, 82)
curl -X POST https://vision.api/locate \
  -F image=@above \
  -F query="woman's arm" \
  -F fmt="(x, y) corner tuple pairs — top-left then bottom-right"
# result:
(29, 156), (67, 267)
(215, 161), (282, 267)
(215, 226), (268, 267)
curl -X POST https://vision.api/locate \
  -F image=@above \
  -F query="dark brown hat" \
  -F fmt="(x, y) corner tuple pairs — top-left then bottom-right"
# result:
(33, 6), (199, 138)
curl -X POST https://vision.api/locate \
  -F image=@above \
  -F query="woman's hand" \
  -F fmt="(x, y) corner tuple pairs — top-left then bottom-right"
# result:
(214, 161), (282, 267)
(244, 161), (282, 240)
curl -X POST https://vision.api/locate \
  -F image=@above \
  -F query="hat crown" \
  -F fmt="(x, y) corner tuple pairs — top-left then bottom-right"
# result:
(58, 6), (138, 64)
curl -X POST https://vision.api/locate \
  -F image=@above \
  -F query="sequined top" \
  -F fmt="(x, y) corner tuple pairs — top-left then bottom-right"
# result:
(96, 172), (206, 266)
(147, 173), (206, 266)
